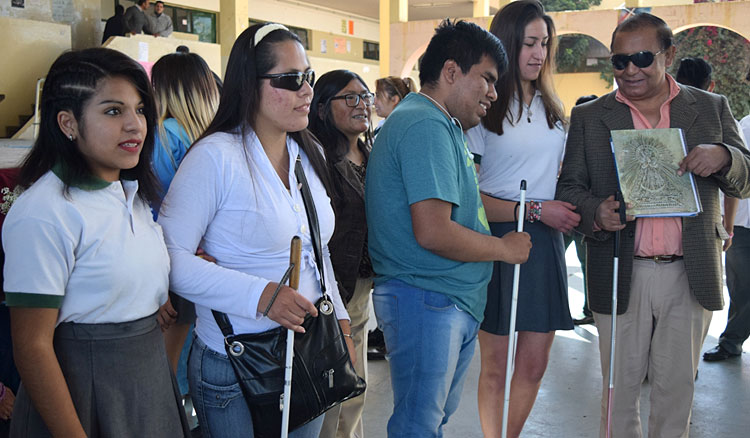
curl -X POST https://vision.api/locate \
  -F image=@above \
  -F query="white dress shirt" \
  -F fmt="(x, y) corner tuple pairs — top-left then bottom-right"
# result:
(158, 129), (348, 353)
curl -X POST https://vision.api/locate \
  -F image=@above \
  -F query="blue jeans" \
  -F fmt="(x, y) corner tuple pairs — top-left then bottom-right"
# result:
(373, 279), (480, 437)
(188, 334), (324, 438)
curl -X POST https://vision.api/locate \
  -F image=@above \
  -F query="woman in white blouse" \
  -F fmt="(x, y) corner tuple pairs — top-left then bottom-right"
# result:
(465, 2), (580, 437)
(157, 23), (351, 438)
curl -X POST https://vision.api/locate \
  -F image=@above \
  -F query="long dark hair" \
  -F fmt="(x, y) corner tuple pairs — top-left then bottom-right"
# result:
(197, 23), (330, 192)
(18, 47), (160, 204)
(308, 70), (373, 201)
(484, 0), (564, 135)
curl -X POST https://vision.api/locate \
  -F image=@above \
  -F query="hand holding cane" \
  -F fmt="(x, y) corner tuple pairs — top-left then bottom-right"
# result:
(501, 180), (527, 438)
(281, 236), (302, 438)
(605, 190), (626, 438)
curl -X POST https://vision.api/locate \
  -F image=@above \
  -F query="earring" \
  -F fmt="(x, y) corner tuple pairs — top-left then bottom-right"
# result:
(68, 134), (74, 141)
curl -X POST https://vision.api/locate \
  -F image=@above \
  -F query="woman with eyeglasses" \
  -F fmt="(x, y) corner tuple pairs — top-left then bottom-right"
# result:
(307, 70), (373, 438)
(465, 1), (579, 436)
(373, 76), (416, 136)
(157, 23), (351, 438)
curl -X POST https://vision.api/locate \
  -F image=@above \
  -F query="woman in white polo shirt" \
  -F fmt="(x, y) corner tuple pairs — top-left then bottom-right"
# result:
(466, 2), (580, 436)
(2, 48), (189, 437)
(157, 23), (351, 438)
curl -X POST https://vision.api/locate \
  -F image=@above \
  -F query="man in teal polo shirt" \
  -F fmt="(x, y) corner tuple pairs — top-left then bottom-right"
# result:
(365, 19), (532, 437)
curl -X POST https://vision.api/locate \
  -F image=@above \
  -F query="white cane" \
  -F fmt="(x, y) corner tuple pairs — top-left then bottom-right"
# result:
(501, 179), (526, 438)
(281, 236), (302, 438)
(606, 191), (625, 438)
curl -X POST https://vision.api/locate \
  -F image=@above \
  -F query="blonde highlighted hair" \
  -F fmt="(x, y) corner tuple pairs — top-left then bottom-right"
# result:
(151, 52), (219, 164)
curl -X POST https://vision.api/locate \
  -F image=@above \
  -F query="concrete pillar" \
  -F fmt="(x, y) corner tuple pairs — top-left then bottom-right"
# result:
(219, 0), (249, 75)
(379, 0), (407, 77)
(473, 0), (490, 17)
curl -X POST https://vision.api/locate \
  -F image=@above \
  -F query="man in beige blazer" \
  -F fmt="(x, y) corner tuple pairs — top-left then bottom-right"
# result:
(556, 13), (750, 438)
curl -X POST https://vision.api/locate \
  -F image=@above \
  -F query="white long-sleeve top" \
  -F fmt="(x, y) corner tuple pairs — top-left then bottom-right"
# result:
(158, 129), (348, 354)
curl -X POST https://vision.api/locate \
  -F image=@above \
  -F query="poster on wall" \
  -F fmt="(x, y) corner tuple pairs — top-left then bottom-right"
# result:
(334, 38), (346, 54)
(11, 0), (24, 8)
(52, 0), (75, 22)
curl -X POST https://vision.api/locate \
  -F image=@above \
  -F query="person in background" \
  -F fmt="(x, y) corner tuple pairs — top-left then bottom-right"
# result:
(675, 57), (714, 92)
(703, 114), (750, 362)
(150, 1), (173, 38)
(3, 47), (189, 437)
(101, 4), (126, 44)
(0, 168), (21, 437)
(309, 69), (374, 438)
(700, 64), (750, 362)
(372, 76), (416, 136)
(557, 13), (750, 437)
(567, 94), (598, 326)
(157, 23), (351, 438)
(366, 19), (531, 436)
(124, 0), (152, 35)
(466, 2), (578, 436)
(150, 52), (219, 397)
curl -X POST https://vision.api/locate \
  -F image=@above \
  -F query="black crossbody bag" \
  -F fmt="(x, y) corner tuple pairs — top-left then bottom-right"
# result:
(211, 155), (366, 437)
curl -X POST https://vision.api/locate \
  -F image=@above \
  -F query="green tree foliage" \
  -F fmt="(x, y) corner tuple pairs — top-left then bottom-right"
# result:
(669, 26), (750, 119)
(543, 0), (610, 87)
(540, 0), (601, 13)
(555, 35), (613, 88)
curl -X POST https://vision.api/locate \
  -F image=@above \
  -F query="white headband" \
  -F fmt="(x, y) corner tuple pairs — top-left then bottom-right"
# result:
(253, 23), (289, 47)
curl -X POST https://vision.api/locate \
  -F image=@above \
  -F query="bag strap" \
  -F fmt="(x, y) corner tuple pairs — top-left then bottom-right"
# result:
(294, 154), (327, 296)
(211, 154), (327, 337)
(212, 309), (235, 337)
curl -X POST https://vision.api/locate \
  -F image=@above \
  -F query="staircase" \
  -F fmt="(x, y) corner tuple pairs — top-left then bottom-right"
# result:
(5, 104), (34, 139)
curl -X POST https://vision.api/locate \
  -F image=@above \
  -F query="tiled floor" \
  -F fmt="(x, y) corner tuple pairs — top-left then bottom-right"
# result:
(361, 247), (750, 437)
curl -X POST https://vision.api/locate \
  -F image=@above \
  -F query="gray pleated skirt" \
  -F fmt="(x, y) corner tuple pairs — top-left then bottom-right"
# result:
(481, 221), (574, 335)
(10, 313), (190, 438)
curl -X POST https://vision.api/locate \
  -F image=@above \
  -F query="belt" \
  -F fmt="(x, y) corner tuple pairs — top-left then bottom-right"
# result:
(633, 255), (683, 263)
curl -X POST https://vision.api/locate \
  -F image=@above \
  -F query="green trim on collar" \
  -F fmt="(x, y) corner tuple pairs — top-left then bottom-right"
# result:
(5, 292), (64, 308)
(51, 162), (111, 191)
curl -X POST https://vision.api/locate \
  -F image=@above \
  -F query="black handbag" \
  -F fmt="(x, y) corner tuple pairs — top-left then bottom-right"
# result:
(211, 155), (366, 437)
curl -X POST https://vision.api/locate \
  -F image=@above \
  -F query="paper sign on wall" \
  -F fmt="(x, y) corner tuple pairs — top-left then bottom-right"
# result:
(138, 42), (149, 62)
(334, 38), (346, 54)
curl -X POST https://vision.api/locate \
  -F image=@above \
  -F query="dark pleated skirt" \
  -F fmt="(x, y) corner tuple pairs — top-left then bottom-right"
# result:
(169, 291), (197, 325)
(481, 221), (574, 335)
(10, 313), (190, 438)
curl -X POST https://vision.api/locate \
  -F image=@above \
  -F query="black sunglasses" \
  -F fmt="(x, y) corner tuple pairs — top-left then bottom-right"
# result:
(329, 92), (375, 108)
(257, 70), (315, 91)
(610, 49), (666, 71)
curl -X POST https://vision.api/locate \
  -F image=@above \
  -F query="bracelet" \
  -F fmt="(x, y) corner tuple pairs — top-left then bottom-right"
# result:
(342, 333), (352, 338)
(513, 202), (520, 222)
(262, 264), (295, 317)
(526, 201), (542, 223)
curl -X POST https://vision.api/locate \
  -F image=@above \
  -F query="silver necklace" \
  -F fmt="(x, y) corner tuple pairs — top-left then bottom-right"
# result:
(524, 100), (532, 123)
(419, 92), (463, 131)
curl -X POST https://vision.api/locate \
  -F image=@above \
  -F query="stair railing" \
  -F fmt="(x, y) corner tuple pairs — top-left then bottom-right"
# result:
(33, 77), (45, 139)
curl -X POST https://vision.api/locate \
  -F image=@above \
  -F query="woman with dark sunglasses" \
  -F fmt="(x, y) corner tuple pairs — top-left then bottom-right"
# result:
(465, 1), (579, 436)
(157, 23), (351, 438)
(307, 70), (373, 438)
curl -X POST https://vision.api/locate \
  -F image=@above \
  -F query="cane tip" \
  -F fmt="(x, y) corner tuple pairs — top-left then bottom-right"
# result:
(520, 180), (526, 190)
